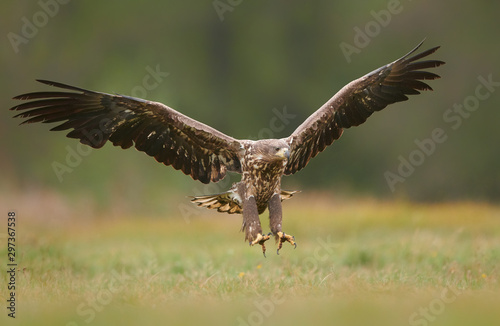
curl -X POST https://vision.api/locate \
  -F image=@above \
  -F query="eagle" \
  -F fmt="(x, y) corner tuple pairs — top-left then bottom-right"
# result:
(10, 41), (444, 256)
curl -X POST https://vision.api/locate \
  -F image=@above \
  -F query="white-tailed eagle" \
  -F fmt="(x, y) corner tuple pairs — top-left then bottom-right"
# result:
(11, 41), (444, 256)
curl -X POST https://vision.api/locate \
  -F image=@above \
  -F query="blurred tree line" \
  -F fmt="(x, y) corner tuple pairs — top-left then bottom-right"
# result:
(1, 0), (499, 212)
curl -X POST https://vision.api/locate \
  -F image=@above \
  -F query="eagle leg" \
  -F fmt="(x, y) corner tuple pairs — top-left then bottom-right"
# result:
(242, 196), (270, 256)
(276, 231), (297, 255)
(268, 193), (297, 254)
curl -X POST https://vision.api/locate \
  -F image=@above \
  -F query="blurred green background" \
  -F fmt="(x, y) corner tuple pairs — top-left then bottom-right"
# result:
(1, 0), (499, 213)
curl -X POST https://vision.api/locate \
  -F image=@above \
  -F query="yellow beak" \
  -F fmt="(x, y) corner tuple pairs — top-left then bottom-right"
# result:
(276, 148), (290, 160)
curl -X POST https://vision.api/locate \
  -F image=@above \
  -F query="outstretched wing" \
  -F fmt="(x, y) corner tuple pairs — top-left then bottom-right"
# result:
(283, 41), (445, 175)
(11, 80), (242, 184)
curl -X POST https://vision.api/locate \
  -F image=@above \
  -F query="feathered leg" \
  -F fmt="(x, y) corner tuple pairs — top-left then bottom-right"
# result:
(268, 193), (296, 254)
(242, 196), (270, 256)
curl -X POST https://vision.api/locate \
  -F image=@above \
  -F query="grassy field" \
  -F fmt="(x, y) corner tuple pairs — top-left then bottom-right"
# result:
(1, 195), (499, 325)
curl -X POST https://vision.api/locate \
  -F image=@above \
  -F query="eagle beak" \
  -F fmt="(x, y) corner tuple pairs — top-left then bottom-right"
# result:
(277, 148), (290, 160)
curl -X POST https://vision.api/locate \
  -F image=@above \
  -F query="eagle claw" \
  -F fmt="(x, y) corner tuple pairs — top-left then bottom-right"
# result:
(250, 233), (272, 257)
(276, 231), (296, 255)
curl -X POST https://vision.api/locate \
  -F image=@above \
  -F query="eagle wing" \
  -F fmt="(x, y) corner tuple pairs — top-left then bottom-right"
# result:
(11, 80), (242, 184)
(283, 41), (445, 175)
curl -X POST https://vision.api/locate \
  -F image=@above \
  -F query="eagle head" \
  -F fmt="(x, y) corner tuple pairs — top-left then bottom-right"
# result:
(253, 139), (290, 162)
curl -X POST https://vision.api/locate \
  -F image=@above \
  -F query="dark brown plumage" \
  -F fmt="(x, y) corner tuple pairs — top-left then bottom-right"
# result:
(10, 41), (444, 255)
(284, 42), (444, 175)
(12, 80), (242, 184)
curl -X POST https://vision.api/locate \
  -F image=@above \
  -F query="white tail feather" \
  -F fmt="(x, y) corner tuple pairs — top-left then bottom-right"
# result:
(189, 190), (299, 215)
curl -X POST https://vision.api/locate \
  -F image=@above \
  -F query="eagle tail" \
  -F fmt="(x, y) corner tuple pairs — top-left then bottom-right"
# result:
(279, 190), (300, 201)
(190, 191), (243, 214)
(190, 190), (300, 214)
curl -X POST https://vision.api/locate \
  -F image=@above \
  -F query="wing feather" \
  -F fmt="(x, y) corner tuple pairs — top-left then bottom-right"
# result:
(11, 80), (242, 183)
(283, 41), (444, 175)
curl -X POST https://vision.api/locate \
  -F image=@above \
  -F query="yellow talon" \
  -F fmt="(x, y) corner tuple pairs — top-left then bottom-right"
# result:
(276, 231), (296, 254)
(250, 233), (271, 257)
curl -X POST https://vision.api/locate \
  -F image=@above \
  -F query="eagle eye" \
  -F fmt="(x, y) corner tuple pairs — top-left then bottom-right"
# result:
(275, 147), (280, 152)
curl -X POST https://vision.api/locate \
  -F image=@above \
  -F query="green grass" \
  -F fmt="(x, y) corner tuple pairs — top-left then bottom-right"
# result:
(1, 197), (500, 325)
